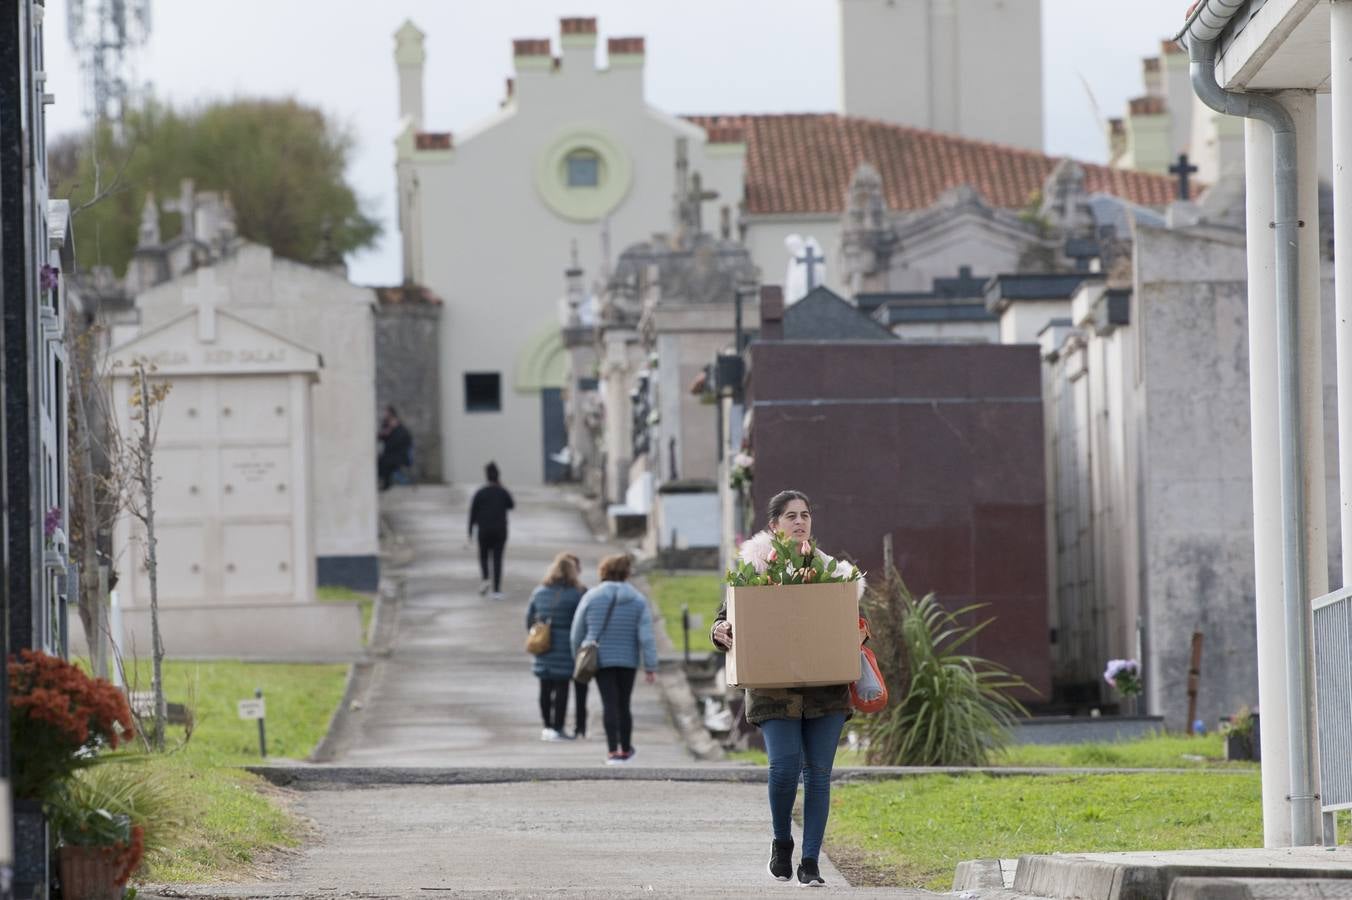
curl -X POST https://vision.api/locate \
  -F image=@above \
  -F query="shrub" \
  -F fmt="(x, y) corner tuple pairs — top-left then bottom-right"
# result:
(72, 760), (186, 862)
(859, 570), (1032, 766)
(9, 649), (134, 800)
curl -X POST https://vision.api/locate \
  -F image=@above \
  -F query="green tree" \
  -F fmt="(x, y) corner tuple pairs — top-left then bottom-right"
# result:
(51, 98), (380, 274)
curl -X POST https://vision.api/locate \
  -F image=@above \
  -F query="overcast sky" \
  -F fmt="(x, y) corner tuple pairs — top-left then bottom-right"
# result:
(42, 0), (1190, 286)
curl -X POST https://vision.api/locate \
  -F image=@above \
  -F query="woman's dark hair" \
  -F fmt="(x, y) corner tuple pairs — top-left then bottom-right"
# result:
(485, 461), (500, 483)
(767, 489), (812, 525)
(598, 553), (632, 582)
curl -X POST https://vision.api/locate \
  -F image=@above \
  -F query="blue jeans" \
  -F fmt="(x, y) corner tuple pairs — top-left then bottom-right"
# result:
(760, 712), (847, 860)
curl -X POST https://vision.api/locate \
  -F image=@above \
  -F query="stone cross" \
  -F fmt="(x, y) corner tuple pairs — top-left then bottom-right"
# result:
(183, 267), (228, 343)
(1169, 153), (1199, 201)
(685, 172), (719, 235)
(796, 243), (825, 292)
(672, 139), (718, 238)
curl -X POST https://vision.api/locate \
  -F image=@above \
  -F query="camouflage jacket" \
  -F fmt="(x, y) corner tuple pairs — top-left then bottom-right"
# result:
(711, 599), (853, 725)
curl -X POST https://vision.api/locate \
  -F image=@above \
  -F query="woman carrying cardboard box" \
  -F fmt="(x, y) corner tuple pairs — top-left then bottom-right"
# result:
(711, 489), (861, 888)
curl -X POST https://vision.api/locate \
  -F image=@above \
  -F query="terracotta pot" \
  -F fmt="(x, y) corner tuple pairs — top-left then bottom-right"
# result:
(58, 844), (124, 900)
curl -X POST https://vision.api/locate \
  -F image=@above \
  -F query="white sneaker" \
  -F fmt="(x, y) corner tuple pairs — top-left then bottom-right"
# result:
(478, 580), (491, 595)
(541, 728), (563, 742)
(490, 591), (505, 600)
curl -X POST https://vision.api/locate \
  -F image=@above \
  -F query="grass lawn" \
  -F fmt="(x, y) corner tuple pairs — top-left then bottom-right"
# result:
(827, 771), (1262, 890)
(993, 731), (1255, 770)
(729, 731), (1247, 771)
(317, 584), (376, 644)
(645, 572), (725, 654)
(110, 659), (348, 882)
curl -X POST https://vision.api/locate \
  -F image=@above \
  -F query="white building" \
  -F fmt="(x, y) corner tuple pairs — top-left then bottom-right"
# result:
(838, 0), (1043, 150)
(395, 11), (1176, 486)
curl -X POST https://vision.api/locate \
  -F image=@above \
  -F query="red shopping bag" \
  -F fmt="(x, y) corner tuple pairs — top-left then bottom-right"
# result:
(850, 617), (888, 714)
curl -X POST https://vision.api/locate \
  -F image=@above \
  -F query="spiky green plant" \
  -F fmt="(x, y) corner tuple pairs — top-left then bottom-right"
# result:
(53, 757), (189, 865)
(860, 569), (1033, 766)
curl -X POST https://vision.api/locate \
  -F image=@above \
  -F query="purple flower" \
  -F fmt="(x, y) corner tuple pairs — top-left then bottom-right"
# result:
(43, 505), (62, 540)
(40, 265), (59, 294)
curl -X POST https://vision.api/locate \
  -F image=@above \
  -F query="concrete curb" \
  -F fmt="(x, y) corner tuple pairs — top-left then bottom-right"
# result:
(952, 858), (1005, 892)
(638, 574), (728, 763)
(656, 664), (726, 762)
(306, 660), (368, 764)
(307, 566), (405, 763)
(245, 763), (1252, 790)
(1011, 854), (1352, 900)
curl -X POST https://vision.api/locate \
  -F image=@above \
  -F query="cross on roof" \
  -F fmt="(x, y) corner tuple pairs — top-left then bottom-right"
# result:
(796, 242), (825, 292)
(1168, 153), (1199, 201)
(183, 267), (228, 343)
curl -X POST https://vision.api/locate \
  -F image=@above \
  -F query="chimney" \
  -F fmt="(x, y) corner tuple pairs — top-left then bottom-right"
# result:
(394, 20), (427, 130)
(560, 17), (597, 69)
(513, 37), (553, 73)
(608, 36), (645, 69)
(1142, 56), (1163, 98)
(760, 286), (784, 341)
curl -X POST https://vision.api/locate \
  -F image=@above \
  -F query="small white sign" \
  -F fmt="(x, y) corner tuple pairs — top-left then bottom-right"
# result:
(237, 698), (266, 720)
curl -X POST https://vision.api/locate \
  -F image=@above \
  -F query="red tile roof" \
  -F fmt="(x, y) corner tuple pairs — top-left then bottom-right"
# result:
(683, 113), (1178, 216)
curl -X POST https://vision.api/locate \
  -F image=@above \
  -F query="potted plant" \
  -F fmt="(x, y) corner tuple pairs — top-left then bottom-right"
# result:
(1222, 706), (1260, 761)
(8, 649), (135, 893)
(48, 797), (143, 900)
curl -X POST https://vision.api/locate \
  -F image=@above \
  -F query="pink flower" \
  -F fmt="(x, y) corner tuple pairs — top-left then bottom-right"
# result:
(767, 549), (778, 564)
(799, 540), (812, 557)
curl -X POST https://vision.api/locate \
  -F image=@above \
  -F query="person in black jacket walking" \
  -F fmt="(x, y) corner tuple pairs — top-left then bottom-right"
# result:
(469, 462), (514, 599)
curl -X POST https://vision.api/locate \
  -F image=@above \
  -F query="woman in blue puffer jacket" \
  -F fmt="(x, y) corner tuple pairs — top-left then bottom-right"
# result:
(526, 553), (586, 741)
(570, 554), (658, 765)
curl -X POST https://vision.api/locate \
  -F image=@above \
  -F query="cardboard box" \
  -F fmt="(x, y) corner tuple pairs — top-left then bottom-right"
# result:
(726, 581), (861, 689)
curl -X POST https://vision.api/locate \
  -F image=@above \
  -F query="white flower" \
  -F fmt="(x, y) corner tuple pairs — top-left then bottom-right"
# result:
(738, 531), (776, 573)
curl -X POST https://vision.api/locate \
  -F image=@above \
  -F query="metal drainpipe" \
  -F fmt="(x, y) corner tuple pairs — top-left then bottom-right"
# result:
(1185, 33), (1319, 846)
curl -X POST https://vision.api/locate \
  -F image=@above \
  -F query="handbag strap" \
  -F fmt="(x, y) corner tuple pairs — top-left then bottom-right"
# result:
(594, 585), (620, 640)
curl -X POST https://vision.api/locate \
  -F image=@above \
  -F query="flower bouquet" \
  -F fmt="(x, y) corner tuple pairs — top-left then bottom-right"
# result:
(725, 531), (861, 587)
(729, 452), (754, 493)
(1102, 657), (1142, 697)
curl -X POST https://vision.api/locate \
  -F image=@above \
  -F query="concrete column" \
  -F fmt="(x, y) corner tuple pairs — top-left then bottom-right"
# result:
(1245, 116), (1291, 848)
(1333, 0), (1352, 585)
(1289, 87), (1329, 845)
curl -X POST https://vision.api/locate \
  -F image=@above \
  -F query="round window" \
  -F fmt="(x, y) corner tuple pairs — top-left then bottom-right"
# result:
(535, 128), (632, 222)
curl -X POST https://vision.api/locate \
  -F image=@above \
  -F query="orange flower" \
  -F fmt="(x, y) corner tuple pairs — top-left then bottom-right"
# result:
(9, 650), (135, 800)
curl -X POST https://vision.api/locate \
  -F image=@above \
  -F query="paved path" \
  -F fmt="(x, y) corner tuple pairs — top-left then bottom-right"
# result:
(337, 484), (695, 768)
(153, 485), (942, 899)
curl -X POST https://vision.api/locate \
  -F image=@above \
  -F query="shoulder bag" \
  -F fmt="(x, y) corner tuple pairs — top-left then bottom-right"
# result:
(572, 587), (619, 683)
(525, 589), (557, 656)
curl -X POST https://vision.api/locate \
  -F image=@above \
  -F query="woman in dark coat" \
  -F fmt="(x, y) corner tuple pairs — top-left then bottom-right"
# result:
(710, 489), (862, 887)
(526, 552), (586, 741)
